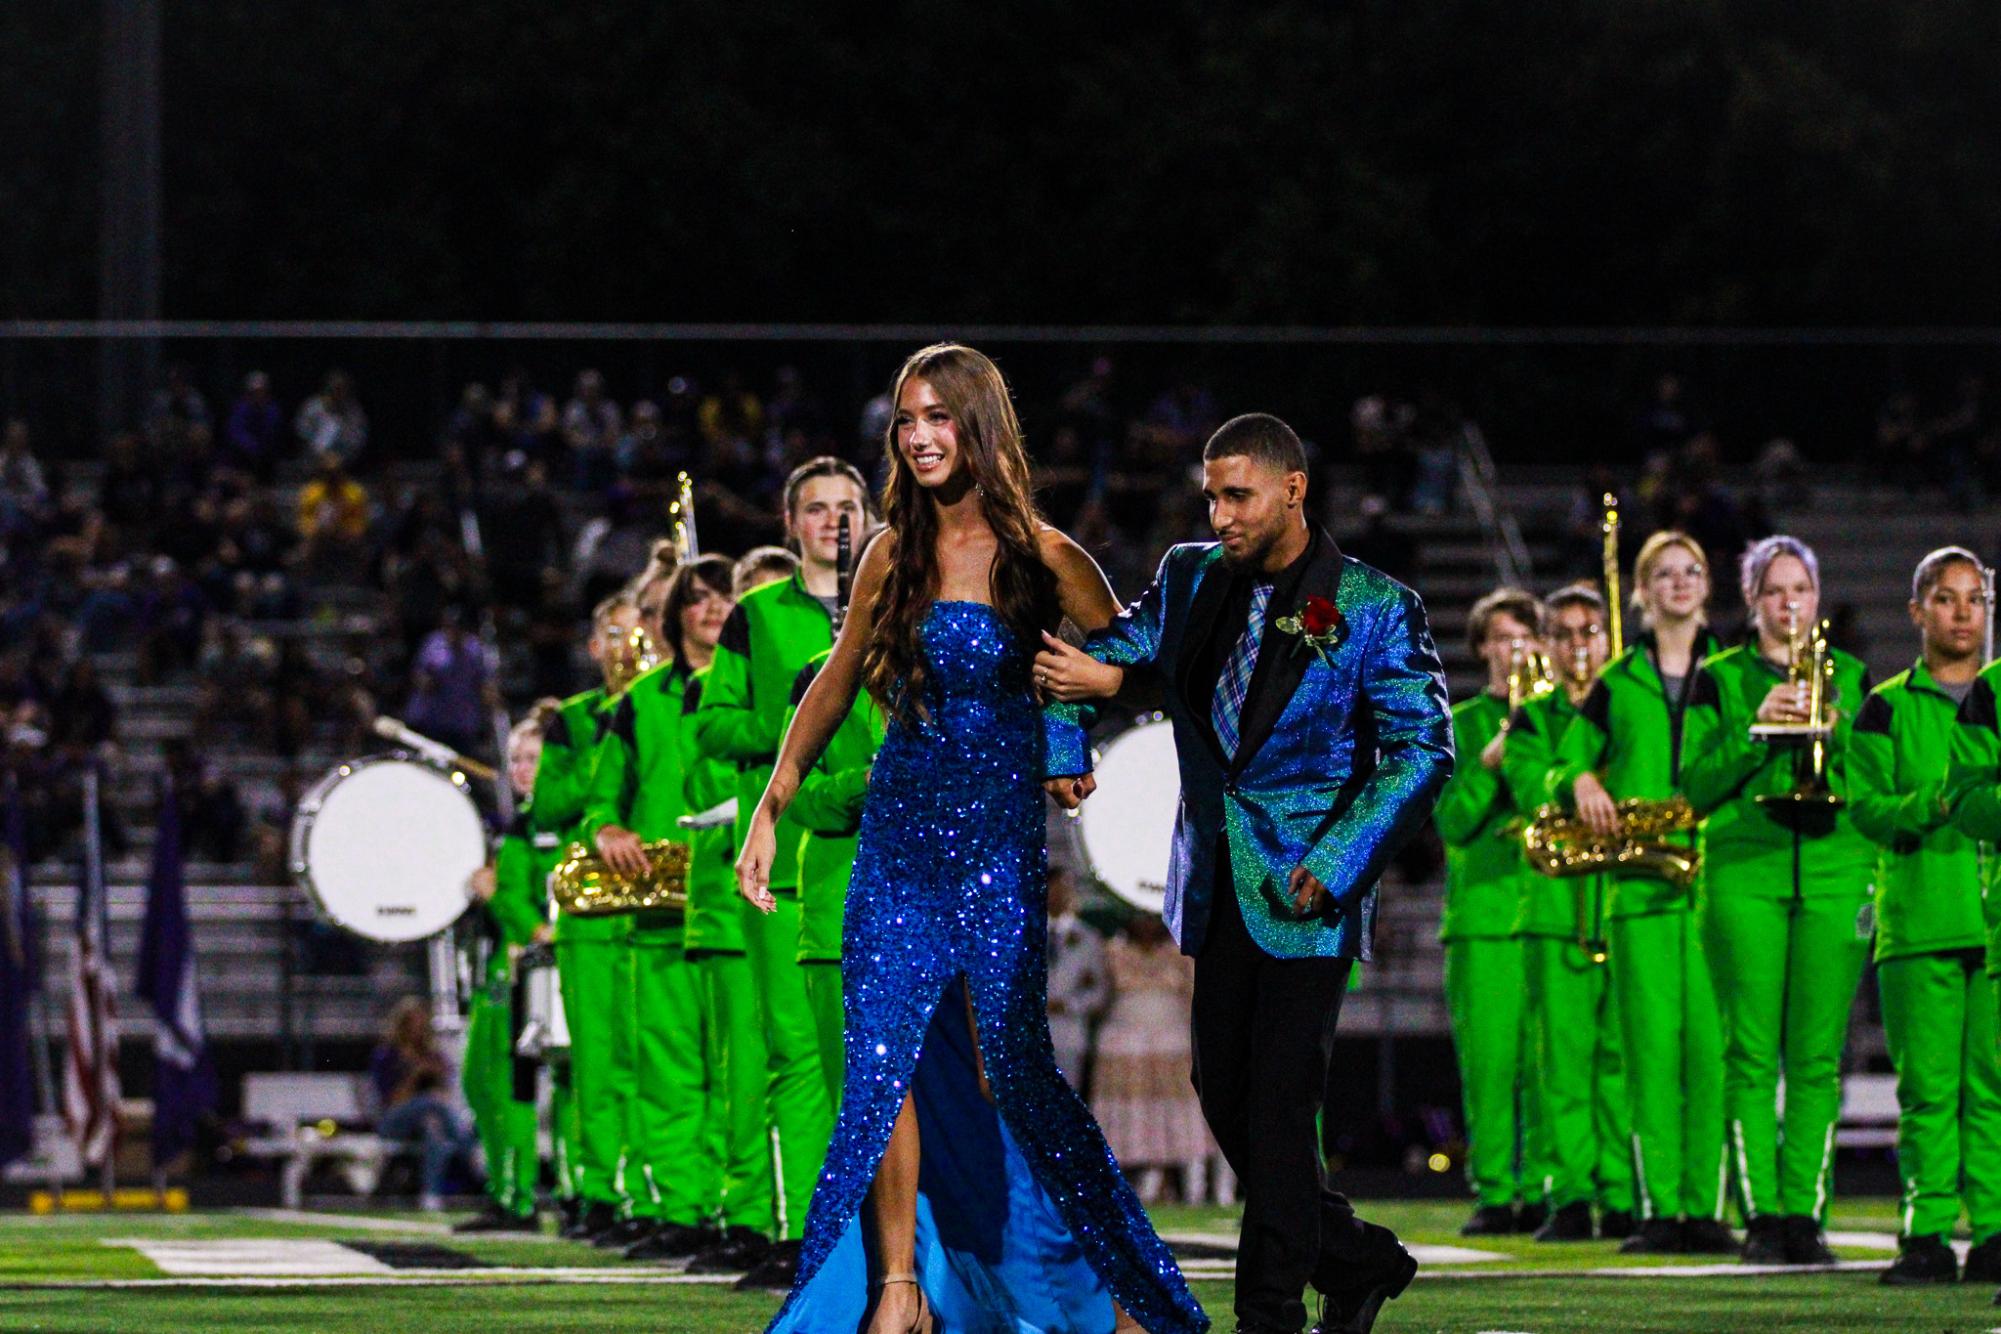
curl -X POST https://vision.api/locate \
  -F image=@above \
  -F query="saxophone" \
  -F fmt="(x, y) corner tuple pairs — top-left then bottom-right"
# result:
(549, 838), (693, 916)
(1523, 796), (1699, 891)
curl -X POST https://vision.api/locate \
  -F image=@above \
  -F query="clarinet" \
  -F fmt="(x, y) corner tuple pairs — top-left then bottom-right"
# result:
(833, 512), (854, 633)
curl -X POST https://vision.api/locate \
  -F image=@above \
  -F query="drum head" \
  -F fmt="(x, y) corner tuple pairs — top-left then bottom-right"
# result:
(290, 757), (486, 943)
(1075, 718), (1180, 915)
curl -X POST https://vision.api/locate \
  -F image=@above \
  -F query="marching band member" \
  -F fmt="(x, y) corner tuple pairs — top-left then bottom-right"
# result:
(1499, 582), (1634, 1242)
(1681, 536), (1872, 1265)
(1435, 587), (1548, 1236)
(1551, 531), (1732, 1254)
(541, 593), (642, 1241)
(454, 711), (555, 1233)
(578, 562), (718, 1259)
(1884, 546), (2001, 1288)
(691, 458), (872, 1277)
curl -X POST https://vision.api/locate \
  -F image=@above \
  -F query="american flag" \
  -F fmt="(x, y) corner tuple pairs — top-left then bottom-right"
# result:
(62, 768), (119, 1169)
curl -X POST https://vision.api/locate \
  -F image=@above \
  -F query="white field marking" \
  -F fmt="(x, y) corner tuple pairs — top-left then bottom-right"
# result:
(230, 1208), (454, 1235)
(1420, 1260), (1888, 1280)
(110, 1239), (395, 1276)
(1821, 1230), (1899, 1251)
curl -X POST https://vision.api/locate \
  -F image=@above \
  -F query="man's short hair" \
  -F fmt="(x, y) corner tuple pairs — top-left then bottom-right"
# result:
(1202, 413), (1307, 476)
(782, 456), (875, 519)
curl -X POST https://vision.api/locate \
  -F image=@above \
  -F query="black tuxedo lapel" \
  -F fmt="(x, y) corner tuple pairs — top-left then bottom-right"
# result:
(1231, 529), (1345, 771)
(1176, 550), (1235, 770)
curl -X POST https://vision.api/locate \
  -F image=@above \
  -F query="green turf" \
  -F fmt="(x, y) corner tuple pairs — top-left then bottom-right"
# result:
(0, 1199), (1996, 1332)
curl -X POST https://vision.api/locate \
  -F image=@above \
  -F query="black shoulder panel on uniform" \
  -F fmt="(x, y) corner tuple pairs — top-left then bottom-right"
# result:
(508, 808), (535, 838)
(790, 659), (824, 707)
(1507, 704), (1536, 737)
(1853, 690), (1894, 737)
(681, 673), (705, 715)
(1580, 679), (1612, 732)
(543, 710), (572, 750)
(1689, 669), (1721, 709)
(610, 694), (637, 745)
(719, 605), (752, 658)
(1961, 676), (1999, 732)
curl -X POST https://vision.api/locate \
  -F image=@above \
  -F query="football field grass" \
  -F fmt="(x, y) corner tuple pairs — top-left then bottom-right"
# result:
(0, 1198), (1997, 1332)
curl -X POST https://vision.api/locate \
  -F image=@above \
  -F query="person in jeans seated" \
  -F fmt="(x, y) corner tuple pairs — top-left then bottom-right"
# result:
(371, 997), (473, 1211)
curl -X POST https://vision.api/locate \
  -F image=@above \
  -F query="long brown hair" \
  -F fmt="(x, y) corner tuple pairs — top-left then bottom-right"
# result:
(862, 344), (1057, 723)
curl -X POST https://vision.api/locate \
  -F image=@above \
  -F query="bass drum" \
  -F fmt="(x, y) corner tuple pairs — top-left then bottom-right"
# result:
(1072, 715), (1181, 917)
(289, 755), (487, 944)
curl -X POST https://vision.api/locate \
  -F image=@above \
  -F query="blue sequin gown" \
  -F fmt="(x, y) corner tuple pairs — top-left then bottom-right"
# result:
(768, 601), (1208, 1334)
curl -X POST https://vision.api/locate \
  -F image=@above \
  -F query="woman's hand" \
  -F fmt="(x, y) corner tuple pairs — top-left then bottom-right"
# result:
(1479, 731), (1507, 771)
(1573, 772), (1620, 837)
(1033, 633), (1124, 702)
(735, 809), (779, 914)
(594, 825), (651, 879)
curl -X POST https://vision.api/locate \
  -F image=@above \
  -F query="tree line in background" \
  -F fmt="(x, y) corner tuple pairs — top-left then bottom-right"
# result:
(4, 0), (2000, 327)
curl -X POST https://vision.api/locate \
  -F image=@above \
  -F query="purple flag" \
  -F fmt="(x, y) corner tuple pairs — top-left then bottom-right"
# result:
(136, 776), (215, 1167)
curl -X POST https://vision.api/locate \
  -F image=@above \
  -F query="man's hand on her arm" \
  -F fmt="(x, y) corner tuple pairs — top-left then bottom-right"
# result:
(1034, 633), (1125, 703)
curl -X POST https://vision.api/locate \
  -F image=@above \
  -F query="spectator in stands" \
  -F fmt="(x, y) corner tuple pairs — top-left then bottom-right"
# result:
(0, 421), (50, 517)
(222, 371), (284, 482)
(370, 997), (473, 1212)
(136, 557), (208, 684)
(616, 399), (693, 485)
(496, 367), (559, 461)
(445, 383), (501, 479)
(562, 369), (622, 491)
(97, 431), (160, 534)
(1351, 394), (1417, 509)
(571, 483), (656, 608)
(479, 456), (567, 612)
(697, 370), (764, 451)
(149, 364), (211, 451)
(47, 656), (117, 754)
(194, 620), (275, 745)
(1633, 371), (1699, 455)
(296, 456), (371, 572)
(74, 563), (139, 653)
(403, 606), (496, 759)
(295, 369), (368, 467)
(1933, 371), (1989, 511)
(163, 739), (248, 863)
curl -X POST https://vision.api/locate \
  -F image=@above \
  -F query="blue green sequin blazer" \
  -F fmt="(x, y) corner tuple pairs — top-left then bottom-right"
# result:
(1047, 530), (1452, 961)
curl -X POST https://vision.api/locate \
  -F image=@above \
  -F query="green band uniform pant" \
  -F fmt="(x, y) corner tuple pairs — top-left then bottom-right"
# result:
(1877, 950), (2001, 1241)
(1522, 933), (1633, 1213)
(1444, 937), (1537, 1207)
(1610, 909), (1726, 1222)
(699, 950), (776, 1233)
(1700, 890), (1868, 1223)
(741, 893), (834, 1241)
(627, 933), (714, 1226)
(557, 938), (635, 1207)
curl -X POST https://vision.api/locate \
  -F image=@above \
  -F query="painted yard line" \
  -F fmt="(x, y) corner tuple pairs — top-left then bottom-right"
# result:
(230, 1208), (455, 1236)
(109, 1239), (396, 1276)
(1419, 1259), (1889, 1280)
(1157, 1232), (1509, 1266)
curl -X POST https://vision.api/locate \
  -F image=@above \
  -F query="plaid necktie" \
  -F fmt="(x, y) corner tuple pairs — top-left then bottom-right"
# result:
(1212, 581), (1273, 759)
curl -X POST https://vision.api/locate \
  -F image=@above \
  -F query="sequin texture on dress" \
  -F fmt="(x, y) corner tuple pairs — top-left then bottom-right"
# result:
(767, 600), (1209, 1334)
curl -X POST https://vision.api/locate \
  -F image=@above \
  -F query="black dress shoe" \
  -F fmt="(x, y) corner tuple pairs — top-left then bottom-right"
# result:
(593, 1216), (656, 1249)
(557, 1197), (582, 1233)
(1597, 1209), (1635, 1240)
(1514, 1202), (1549, 1235)
(451, 1205), (541, 1234)
(734, 1238), (803, 1291)
(1532, 1201), (1594, 1242)
(1618, 1219), (1682, 1254)
(560, 1200), (618, 1241)
(1680, 1218), (1737, 1254)
(1963, 1233), (2001, 1283)
(1881, 1234), (1957, 1285)
(1781, 1214), (1835, 1266)
(624, 1221), (714, 1261)
(1459, 1204), (1517, 1236)
(685, 1225), (773, 1274)
(1738, 1215), (1787, 1264)
(1311, 1225), (1418, 1334)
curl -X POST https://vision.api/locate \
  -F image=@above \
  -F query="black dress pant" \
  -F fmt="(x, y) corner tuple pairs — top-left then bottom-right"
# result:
(1191, 871), (1361, 1331)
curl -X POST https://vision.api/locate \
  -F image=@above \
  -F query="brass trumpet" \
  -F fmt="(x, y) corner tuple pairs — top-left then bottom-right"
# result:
(549, 838), (693, 916)
(1505, 638), (1557, 718)
(1751, 602), (1844, 827)
(1523, 795), (1700, 892)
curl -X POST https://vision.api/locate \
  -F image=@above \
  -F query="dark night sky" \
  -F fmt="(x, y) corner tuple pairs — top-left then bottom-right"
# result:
(6, 0), (2001, 326)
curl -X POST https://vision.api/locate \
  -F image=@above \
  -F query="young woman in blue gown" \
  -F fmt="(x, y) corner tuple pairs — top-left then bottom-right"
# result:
(736, 343), (1209, 1334)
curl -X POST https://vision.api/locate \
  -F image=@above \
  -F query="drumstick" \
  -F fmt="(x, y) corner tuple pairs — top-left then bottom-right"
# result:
(371, 716), (500, 782)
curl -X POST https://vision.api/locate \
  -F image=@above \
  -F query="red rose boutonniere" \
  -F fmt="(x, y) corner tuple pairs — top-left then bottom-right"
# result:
(1273, 594), (1345, 665)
